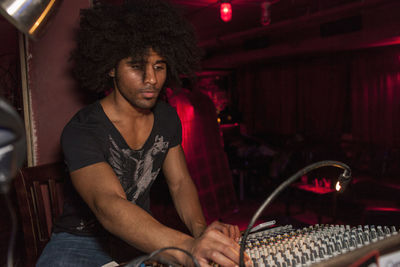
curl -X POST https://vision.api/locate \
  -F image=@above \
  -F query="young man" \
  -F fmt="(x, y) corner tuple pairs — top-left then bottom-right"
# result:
(37, 1), (247, 266)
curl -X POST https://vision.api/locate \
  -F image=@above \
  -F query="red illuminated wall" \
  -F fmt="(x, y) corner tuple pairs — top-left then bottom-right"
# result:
(168, 88), (238, 222)
(26, 0), (91, 165)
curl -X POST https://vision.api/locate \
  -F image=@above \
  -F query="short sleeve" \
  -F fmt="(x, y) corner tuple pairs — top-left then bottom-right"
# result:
(169, 110), (182, 148)
(61, 122), (106, 172)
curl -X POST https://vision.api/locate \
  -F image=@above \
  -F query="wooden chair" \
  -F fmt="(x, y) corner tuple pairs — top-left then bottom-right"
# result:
(13, 162), (68, 267)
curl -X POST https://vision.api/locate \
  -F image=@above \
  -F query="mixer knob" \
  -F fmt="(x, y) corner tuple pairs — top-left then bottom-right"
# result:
(309, 251), (315, 263)
(327, 245), (333, 257)
(363, 232), (370, 245)
(370, 230), (378, 242)
(312, 250), (318, 261)
(335, 241), (342, 253)
(356, 234), (363, 247)
(349, 237), (356, 250)
(391, 226), (397, 234)
(301, 255), (306, 265)
(384, 226), (391, 237)
(377, 228), (385, 240)
(318, 248), (325, 259)
(342, 239), (349, 253)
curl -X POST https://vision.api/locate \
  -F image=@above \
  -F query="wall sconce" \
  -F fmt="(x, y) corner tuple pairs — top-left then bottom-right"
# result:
(220, 0), (232, 22)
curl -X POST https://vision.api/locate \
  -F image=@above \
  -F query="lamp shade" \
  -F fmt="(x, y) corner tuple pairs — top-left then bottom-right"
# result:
(0, 0), (63, 40)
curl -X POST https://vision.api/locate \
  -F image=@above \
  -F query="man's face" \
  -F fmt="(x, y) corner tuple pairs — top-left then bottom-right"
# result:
(110, 48), (167, 110)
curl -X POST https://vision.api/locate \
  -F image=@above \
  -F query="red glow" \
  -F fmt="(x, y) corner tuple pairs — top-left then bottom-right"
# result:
(220, 3), (232, 22)
(167, 93), (194, 153)
(295, 184), (335, 194)
(366, 37), (400, 48)
(219, 123), (239, 129)
(366, 206), (400, 212)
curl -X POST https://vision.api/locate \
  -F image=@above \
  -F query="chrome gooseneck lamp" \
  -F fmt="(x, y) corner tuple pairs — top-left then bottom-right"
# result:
(239, 160), (352, 267)
(0, 0), (63, 40)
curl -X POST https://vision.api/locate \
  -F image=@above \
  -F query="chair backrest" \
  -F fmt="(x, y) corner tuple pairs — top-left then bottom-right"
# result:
(14, 162), (68, 266)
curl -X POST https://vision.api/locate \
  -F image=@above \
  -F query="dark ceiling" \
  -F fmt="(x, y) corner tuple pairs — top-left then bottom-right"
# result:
(170, 0), (363, 42)
(83, 0), (400, 68)
(2, 0), (400, 68)
(168, 0), (400, 68)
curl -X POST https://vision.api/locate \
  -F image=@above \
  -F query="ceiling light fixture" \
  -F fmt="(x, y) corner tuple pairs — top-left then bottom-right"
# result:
(260, 0), (280, 26)
(260, 1), (271, 26)
(220, 0), (232, 22)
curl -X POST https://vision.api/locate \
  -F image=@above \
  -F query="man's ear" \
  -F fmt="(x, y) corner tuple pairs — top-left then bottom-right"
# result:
(109, 68), (115, 77)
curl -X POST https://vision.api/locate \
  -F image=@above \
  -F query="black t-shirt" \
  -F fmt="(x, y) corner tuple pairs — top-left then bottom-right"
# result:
(53, 100), (182, 235)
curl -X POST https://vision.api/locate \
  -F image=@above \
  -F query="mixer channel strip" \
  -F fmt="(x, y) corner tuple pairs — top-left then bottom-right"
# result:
(240, 224), (399, 267)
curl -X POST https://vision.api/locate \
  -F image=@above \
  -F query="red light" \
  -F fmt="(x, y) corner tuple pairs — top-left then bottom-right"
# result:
(220, 3), (232, 22)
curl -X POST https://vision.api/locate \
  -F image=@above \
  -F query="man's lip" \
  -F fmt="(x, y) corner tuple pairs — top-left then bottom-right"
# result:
(141, 91), (157, 98)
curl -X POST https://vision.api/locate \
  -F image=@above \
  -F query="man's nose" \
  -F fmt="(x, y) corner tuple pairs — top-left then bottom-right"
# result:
(144, 68), (157, 85)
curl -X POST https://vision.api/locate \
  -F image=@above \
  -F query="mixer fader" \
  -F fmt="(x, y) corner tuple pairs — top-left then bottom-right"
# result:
(241, 224), (400, 267)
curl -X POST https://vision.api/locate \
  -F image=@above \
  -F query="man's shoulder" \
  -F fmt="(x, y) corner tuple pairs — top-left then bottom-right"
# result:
(62, 101), (106, 137)
(66, 101), (105, 127)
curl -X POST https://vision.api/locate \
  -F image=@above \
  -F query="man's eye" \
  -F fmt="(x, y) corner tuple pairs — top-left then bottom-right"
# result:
(154, 65), (165, 70)
(131, 64), (142, 70)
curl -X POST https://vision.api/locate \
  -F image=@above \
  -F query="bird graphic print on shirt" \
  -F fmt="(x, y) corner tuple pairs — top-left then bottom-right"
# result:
(108, 134), (169, 202)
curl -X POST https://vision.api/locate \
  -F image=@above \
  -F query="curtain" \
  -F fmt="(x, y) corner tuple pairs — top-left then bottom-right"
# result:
(237, 62), (297, 136)
(237, 45), (400, 148)
(297, 56), (348, 139)
(351, 46), (400, 147)
(168, 88), (238, 222)
(237, 55), (348, 139)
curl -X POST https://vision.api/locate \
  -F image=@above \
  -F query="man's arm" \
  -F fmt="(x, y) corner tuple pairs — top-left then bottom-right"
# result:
(70, 162), (193, 262)
(162, 145), (241, 241)
(162, 145), (207, 238)
(70, 161), (244, 266)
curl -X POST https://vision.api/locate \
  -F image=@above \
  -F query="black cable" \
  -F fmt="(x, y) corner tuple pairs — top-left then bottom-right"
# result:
(126, 246), (200, 267)
(239, 160), (351, 267)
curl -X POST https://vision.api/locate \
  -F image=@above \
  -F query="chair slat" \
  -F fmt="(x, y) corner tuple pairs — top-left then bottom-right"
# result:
(14, 162), (67, 267)
(32, 181), (48, 241)
(48, 179), (59, 223)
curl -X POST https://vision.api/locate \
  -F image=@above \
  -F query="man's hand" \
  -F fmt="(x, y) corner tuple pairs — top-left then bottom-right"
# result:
(206, 221), (241, 242)
(183, 222), (251, 267)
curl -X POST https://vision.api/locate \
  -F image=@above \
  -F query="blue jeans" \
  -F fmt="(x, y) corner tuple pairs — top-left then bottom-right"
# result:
(36, 232), (114, 267)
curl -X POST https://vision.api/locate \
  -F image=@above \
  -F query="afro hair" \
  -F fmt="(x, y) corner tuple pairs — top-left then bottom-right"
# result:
(72, 0), (202, 93)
